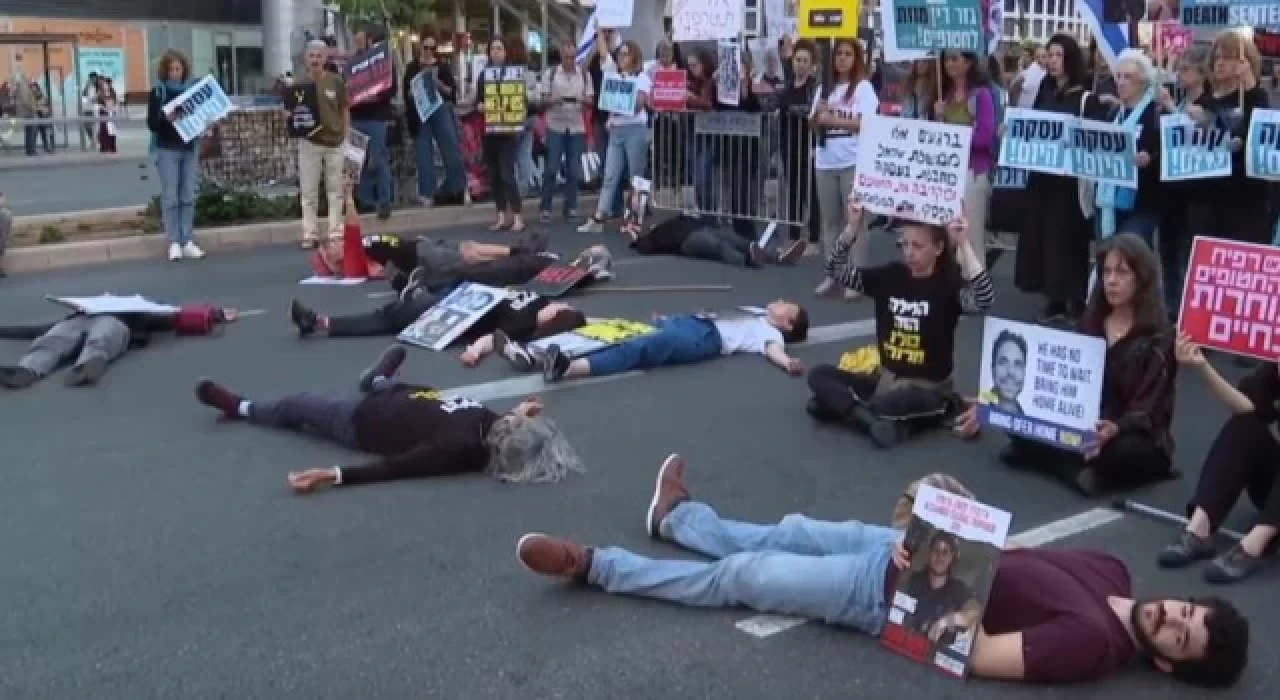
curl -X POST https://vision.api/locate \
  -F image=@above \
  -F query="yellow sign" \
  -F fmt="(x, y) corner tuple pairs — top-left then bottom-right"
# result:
(797, 0), (859, 39)
(575, 319), (655, 345)
(482, 70), (527, 134)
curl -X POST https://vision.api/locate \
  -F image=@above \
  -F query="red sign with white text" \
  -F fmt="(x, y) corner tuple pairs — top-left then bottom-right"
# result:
(651, 69), (688, 112)
(1154, 22), (1193, 57)
(1179, 237), (1280, 362)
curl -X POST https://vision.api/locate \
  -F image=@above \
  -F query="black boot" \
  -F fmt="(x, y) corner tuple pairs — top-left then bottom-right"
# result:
(0, 366), (38, 389)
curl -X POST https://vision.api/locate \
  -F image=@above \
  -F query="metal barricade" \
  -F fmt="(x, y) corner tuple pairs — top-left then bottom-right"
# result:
(650, 110), (815, 228)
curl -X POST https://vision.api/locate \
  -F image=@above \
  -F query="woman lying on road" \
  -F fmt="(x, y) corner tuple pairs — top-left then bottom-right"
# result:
(517, 455), (1248, 688)
(804, 199), (993, 447)
(622, 190), (807, 269)
(192, 345), (584, 493)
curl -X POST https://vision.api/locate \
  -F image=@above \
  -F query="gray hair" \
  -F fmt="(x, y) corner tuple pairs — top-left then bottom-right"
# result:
(1115, 48), (1157, 90)
(484, 414), (585, 484)
(306, 39), (328, 50)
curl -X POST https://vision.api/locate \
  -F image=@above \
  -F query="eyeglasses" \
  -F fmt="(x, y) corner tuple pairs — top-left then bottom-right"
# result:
(424, 44), (436, 50)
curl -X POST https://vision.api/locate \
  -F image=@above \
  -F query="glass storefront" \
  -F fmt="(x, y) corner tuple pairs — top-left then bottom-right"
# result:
(145, 23), (264, 94)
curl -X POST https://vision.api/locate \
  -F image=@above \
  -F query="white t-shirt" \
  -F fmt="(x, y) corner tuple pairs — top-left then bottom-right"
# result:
(715, 317), (784, 356)
(606, 71), (652, 128)
(1016, 64), (1046, 108)
(814, 80), (879, 171)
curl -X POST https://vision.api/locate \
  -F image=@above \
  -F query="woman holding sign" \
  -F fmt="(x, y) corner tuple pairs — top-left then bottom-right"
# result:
(578, 41), (652, 235)
(1091, 49), (1164, 248)
(477, 37), (529, 233)
(147, 50), (205, 262)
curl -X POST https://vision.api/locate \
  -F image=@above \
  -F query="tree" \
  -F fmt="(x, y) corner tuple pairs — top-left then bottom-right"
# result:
(334, 0), (436, 28)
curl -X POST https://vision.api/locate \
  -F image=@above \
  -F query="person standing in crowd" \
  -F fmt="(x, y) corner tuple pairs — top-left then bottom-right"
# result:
(12, 76), (38, 156)
(587, 28), (626, 219)
(403, 31), (467, 208)
(1015, 34), (1093, 323)
(579, 40), (652, 234)
(477, 36), (528, 233)
(812, 39), (878, 300)
(295, 39), (349, 249)
(97, 78), (119, 153)
(1156, 47), (1208, 317)
(720, 49), (764, 241)
(81, 71), (99, 147)
(350, 26), (396, 220)
(778, 40), (821, 248)
(1000, 234), (1178, 496)
(30, 82), (54, 154)
(1093, 49), (1164, 248)
(1160, 338), (1280, 584)
(1010, 45), (1047, 108)
(539, 39), (593, 223)
(899, 58), (937, 119)
(684, 50), (717, 216)
(147, 49), (205, 262)
(934, 50), (997, 262)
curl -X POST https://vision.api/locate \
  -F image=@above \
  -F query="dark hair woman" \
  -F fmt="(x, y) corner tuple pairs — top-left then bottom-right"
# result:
(146, 49), (204, 262)
(936, 50), (997, 265)
(778, 39), (822, 246)
(477, 36), (528, 232)
(684, 49), (717, 217)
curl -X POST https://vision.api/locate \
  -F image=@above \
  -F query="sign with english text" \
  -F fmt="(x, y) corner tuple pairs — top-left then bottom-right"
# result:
(345, 42), (394, 106)
(528, 319), (656, 359)
(672, 0), (743, 42)
(883, 484), (1010, 679)
(1180, 0), (1280, 29)
(482, 66), (529, 134)
(284, 83), (322, 139)
(523, 264), (591, 298)
(1245, 108), (1280, 181)
(1159, 113), (1232, 181)
(1179, 237), (1280, 362)
(651, 69), (687, 112)
(398, 282), (506, 350)
(889, 0), (984, 52)
(853, 115), (972, 226)
(976, 317), (1107, 453)
(163, 75), (232, 143)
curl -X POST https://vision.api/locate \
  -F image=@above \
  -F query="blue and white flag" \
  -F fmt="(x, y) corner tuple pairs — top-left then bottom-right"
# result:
(1075, 0), (1134, 70)
(576, 10), (624, 66)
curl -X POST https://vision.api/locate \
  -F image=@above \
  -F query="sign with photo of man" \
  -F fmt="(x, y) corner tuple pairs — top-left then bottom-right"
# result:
(398, 282), (506, 350)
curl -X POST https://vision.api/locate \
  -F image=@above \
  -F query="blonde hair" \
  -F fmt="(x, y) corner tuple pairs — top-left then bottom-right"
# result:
(1207, 30), (1261, 89)
(890, 473), (975, 530)
(156, 49), (191, 82)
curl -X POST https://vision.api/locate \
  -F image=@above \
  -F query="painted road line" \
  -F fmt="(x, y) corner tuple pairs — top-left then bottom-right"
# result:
(364, 256), (664, 299)
(734, 507), (1125, 639)
(237, 308), (268, 318)
(438, 319), (876, 404)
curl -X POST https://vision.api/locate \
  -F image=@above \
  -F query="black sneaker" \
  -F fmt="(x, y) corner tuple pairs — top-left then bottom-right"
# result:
(0, 366), (38, 389)
(867, 415), (907, 449)
(290, 299), (318, 337)
(1157, 531), (1217, 569)
(805, 397), (840, 424)
(65, 356), (107, 387)
(376, 203), (392, 220)
(1204, 543), (1266, 585)
(494, 330), (535, 373)
(195, 378), (244, 419)
(542, 345), (570, 382)
(359, 345), (407, 393)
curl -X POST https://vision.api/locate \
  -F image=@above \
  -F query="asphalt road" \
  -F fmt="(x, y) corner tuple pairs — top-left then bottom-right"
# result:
(0, 157), (156, 217)
(0, 223), (1273, 699)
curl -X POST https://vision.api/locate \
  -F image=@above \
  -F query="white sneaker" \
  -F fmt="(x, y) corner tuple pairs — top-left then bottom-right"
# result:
(168, 243), (183, 261)
(577, 218), (603, 233)
(182, 242), (205, 259)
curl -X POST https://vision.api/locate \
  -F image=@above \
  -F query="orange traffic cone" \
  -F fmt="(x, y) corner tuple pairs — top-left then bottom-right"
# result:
(340, 223), (370, 280)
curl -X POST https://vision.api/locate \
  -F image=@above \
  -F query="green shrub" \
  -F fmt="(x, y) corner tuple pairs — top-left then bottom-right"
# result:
(145, 178), (303, 230)
(38, 225), (65, 244)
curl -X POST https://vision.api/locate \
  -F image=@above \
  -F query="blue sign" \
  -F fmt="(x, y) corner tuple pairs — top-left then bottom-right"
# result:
(1070, 120), (1137, 189)
(1245, 108), (1280, 180)
(598, 73), (638, 116)
(165, 75), (233, 143)
(991, 166), (1028, 190)
(998, 108), (1071, 175)
(1181, 0), (1280, 30)
(1159, 113), (1232, 182)
(410, 72), (442, 123)
(890, 0), (984, 52)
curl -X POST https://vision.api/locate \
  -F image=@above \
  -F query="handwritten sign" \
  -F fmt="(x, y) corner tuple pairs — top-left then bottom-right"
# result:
(1245, 108), (1280, 181)
(976, 317), (1106, 453)
(345, 42), (394, 105)
(523, 264), (590, 298)
(651, 69), (687, 112)
(854, 115), (972, 226)
(283, 83), (321, 139)
(410, 71), (443, 123)
(1180, 237), (1280, 362)
(162, 75), (232, 143)
(596, 0), (636, 28)
(1070, 118), (1137, 189)
(890, 0), (983, 52)
(598, 73), (638, 115)
(482, 66), (528, 134)
(528, 319), (656, 359)
(398, 282), (506, 350)
(1160, 113), (1232, 181)
(883, 484), (1011, 679)
(672, 0), (743, 41)
(341, 129), (370, 183)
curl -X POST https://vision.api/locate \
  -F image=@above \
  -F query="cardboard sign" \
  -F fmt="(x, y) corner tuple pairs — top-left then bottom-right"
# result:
(283, 83), (322, 139)
(890, 0), (984, 52)
(341, 129), (370, 183)
(715, 41), (741, 108)
(798, 0), (859, 38)
(672, 0), (743, 41)
(1245, 108), (1280, 181)
(596, 0), (636, 28)
(1159, 113), (1232, 182)
(1179, 237), (1280, 362)
(528, 319), (656, 359)
(998, 109), (1138, 186)
(410, 71), (443, 123)
(47, 294), (181, 316)
(854, 115), (972, 225)
(398, 282), (506, 351)
(346, 42), (394, 105)
(1069, 119), (1138, 189)
(1154, 21), (1193, 56)
(163, 75), (232, 143)
(482, 66), (528, 134)
(651, 69), (687, 112)
(976, 317), (1107, 453)
(523, 265), (590, 298)
(883, 484), (1011, 679)
(598, 73), (638, 115)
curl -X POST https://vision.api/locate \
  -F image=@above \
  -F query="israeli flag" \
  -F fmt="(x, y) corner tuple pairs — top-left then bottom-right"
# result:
(1075, 0), (1134, 70)
(576, 10), (623, 66)
(986, 0), (1003, 56)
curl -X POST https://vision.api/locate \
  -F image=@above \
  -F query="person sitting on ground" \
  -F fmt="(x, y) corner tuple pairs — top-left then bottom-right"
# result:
(0, 302), (237, 389)
(1158, 336), (1280, 585)
(622, 189), (807, 268)
(539, 300), (809, 382)
(805, 199), (993, 447)
(516, 455), (1249, 688)
(989, 233), (1178, 496)
(192, 345), (585, 494)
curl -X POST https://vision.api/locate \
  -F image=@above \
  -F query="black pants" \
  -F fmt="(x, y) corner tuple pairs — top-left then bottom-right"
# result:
(1009, 430), (1170, 487)
(248, 392), (362, 449)
(680, 228), (752, 267)
(806, 364), (950, 430)
(1189, 413), (1280, 531)
(448, 254), (551, 291)
(1158, 198), (1193, 315)
(722, 135), (760, 240)
(328, 292), (437, 337)
(1187, 198), (1272, 246)
(483, 134), (521, 214)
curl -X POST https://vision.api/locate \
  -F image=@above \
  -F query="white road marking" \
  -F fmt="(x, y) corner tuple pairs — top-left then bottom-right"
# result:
(237, 309), (268, 317)
(734, 507), (1126, 639)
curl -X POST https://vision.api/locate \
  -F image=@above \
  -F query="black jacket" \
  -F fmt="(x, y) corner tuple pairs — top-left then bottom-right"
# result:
(402, 58), (457, 138)
(146, 86), (194, 151)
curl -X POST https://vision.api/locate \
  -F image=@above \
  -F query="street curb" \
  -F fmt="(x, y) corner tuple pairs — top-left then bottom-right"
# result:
(0, 152), (145, 172)
(4, 194), (602, 275)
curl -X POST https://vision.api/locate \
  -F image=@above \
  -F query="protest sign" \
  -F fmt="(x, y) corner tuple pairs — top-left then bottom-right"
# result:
(1245, 108), (1280, 181)
(283, 83), (322, 139)
(482, 66), (528, 134)
(341, 129), (370, 183)
(1181, 0), (1280, 28)
(976, 317), (1107, 453)
(694, 111), (763, 138)
(997, 108), (1071, 176)
(854, 115), (972, 226)
(1160, 113), (1232, 181)
(716, 41), (742, 108)
(524, 265), (591, 298)
(1070, 118), (1138, 188)
(598, 73), (639, 115)
(47, 294), (180, 316)
(398, 282), (506, 351)
(162, 75), (232, 143)
(672, 0), (743, 42)
(410, 71), (443, 123)
(889, 0), (984, 52)
(596, 0), (635, 27)
(1179, 237), (1280, 362)
(991, 166), (1028, 190)
(883, 484), (1011, 679)
(651, 69), (687, 112)
(798, 0), (859, 38)
(345, 42), (394, 105)
(528, 319), (656, 359)
(1154, 21), (1193, 56)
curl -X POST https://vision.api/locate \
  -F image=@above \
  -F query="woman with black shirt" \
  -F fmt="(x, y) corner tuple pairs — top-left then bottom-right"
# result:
(1091, 49), (1164, 247)
(778, 40), (821, 247)
(1156, 47), (1209, 316)
(1159, 341), (1280, 584)
(806, 200), (995, 448)
(477, 36), (529, 232)
(999, 234), (1178, 496)
(403, 32), (467, 205)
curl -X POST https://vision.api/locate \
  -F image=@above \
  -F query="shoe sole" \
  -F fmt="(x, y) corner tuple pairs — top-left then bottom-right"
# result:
(514, 532), (550, 575)
(646, 453), (682, 538)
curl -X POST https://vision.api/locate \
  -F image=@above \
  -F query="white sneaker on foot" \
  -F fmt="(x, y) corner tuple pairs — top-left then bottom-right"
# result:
(182, 242), (205, 259)
(168, 243), (183, 261)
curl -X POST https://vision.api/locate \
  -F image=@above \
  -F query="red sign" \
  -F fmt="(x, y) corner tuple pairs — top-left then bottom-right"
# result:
(1179, 237), (1280, 362)
(1154, 22), (1193, 57)
(651, 69), (687, 112)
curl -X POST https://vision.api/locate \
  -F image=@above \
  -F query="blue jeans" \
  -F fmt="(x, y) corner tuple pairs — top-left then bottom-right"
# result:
(415, 106), (466, 198)
(154, 146), (199, 245)
(540, 130), (585, 215)
(589, 501), (898, 634)
(596, 123), (648, 219)
(586, 315), (722, 377)
(517, 117), (539, 197)
(353, 119), (392, 209)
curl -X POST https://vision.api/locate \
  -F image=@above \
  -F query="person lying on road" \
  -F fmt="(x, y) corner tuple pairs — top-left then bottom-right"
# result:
(626, 209), (807, 269)
(192, 345), (585, 493)
(517, 455), (1249, 688)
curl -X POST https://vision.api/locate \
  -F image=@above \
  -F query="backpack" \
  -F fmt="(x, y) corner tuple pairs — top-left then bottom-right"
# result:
(173, 304), (224, 335)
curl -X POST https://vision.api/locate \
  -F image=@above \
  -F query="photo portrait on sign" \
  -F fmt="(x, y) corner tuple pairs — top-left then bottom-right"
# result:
(979, 328), (1029, 415)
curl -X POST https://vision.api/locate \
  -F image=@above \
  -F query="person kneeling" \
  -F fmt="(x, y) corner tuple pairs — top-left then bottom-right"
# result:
(192, 345), (585, 493)
(540, 301), (809, 382)
(805, 201), (993, 447)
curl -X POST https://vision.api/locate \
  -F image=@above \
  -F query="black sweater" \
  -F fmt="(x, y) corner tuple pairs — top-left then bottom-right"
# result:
(1186, 86), (1271, 207)
(402, 59), (457, 138)
(146, 87), (194, 151)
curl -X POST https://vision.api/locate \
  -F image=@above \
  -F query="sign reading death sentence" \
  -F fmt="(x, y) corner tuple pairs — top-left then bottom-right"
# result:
(890, 0), (984, 52)
(651, 69), (687, 112)
(163, 75), (232, 143)
(1179, 237), (1280, 362)
(1069, 118), (1137, 188)
(482, 65), (528, 134)
(976, 317), (1107, 453)
(1159, 113), (1232, 181)
(882, 484), (1011, 679)
(283, 83), (321, 139)
(523, 264), (590, 298)
(1245, 108), (1280, 181)
(853, 115), (972, 226)
(1180, 0), (1280, 29)
(398, 282), (506, 351)
(598, 73), (638, 115)
(672, 0), (743, 42)
(345, 42), (394, 105)
(528, 319), (656, 359)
